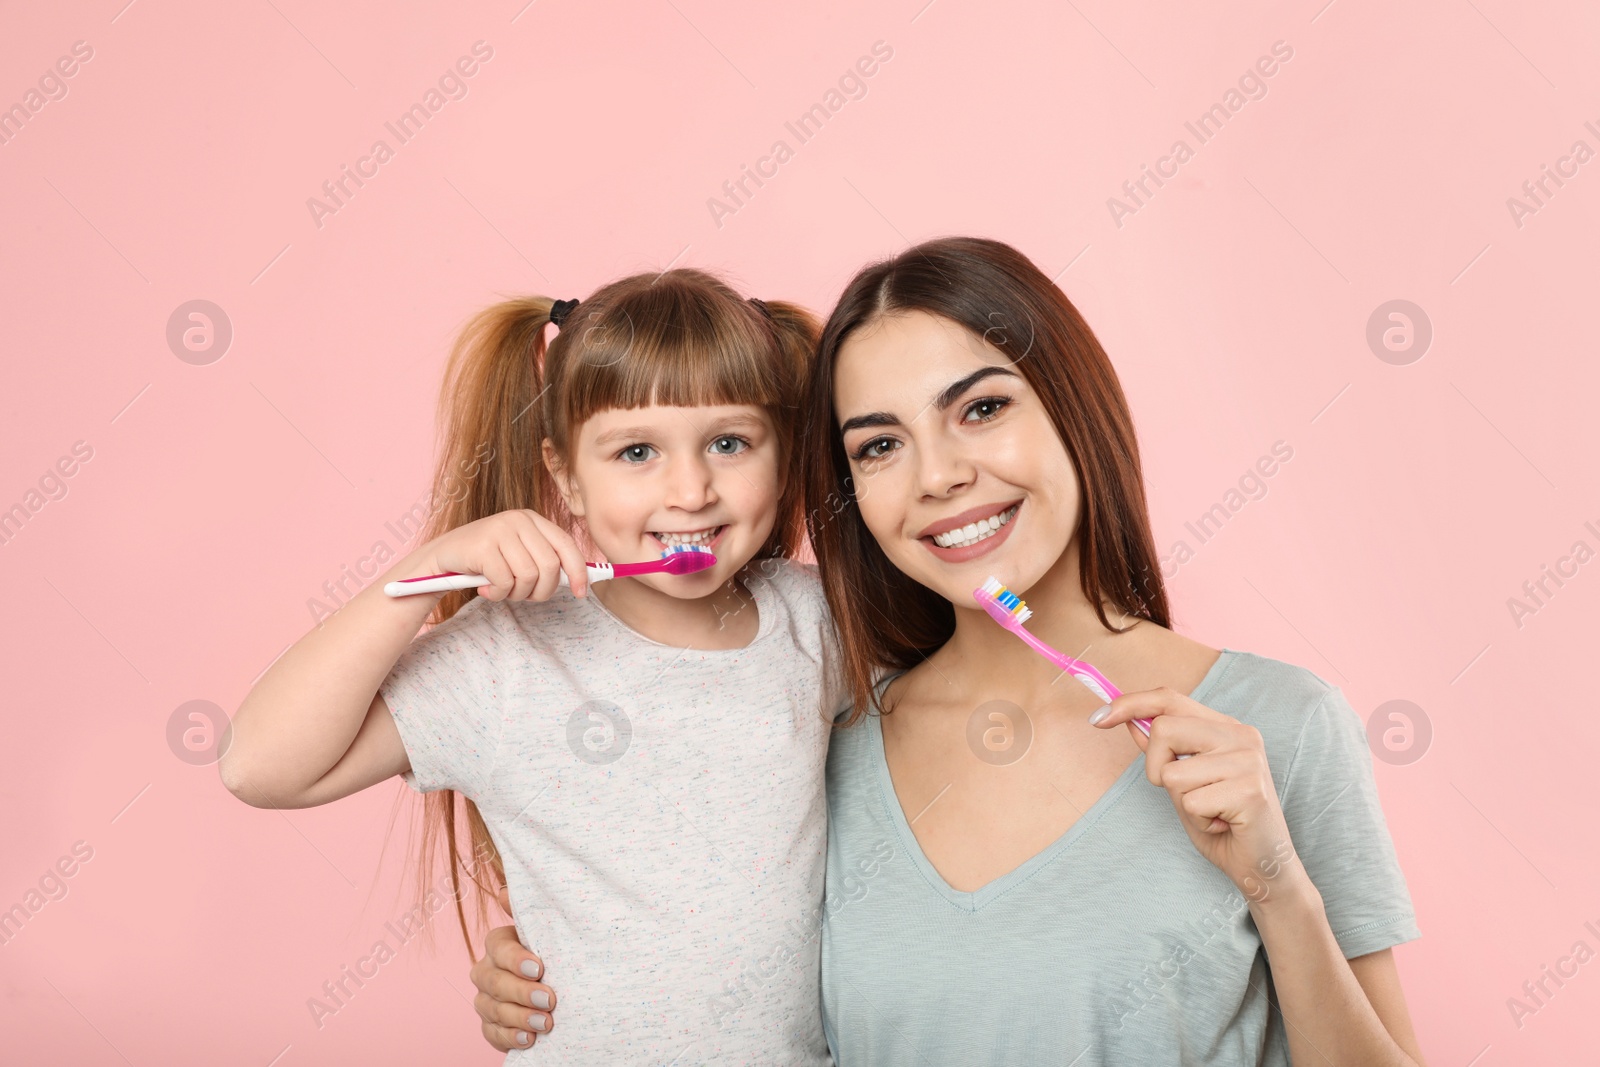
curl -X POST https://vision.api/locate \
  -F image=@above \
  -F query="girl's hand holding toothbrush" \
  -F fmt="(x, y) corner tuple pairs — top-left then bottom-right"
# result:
(1089, 691), (1307, 906)
(414, 509), (593, 602)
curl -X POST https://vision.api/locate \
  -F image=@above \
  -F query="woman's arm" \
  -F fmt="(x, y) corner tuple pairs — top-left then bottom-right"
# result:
(1250, 869), (1426, 1065)
(462, 915), (1423, 1060)
(219, 544), (444, 808)
(1350, 950), (1426, 1059)
(470, 887), (557, 1050)
(1093, 687), (1426, 1065)
(473, 924), (557, 1049)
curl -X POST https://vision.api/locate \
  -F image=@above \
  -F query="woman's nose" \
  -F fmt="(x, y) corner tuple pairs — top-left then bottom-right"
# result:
(914, 434), (976, 499)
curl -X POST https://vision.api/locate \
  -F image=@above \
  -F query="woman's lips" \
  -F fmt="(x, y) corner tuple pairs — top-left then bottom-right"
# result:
(920, 501), (1020, 563)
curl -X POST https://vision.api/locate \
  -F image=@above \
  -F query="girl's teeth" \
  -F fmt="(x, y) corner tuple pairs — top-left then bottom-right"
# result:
(656, 526), (721, 547)
(932, 506), (1017, 549)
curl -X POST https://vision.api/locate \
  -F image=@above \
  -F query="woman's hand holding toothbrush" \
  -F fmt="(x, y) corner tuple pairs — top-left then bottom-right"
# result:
(1089, 690), (1305, 905)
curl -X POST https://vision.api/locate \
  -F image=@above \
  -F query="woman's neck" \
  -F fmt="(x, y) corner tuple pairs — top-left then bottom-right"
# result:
(924, 538), (1144, 706)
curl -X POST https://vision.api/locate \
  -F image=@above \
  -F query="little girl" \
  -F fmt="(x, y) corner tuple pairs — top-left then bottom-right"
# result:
(221, 270), (841, 1064)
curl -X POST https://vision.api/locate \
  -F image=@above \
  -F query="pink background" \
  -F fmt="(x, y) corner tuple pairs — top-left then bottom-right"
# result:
(2, 0), (1597, 1062)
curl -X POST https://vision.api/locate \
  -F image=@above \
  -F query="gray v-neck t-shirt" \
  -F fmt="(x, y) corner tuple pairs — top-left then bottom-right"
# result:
(819, 648), (1420, 1066)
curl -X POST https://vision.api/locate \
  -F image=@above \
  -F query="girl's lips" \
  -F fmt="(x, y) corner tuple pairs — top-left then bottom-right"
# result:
(649, 524), (728, 553)
(920, 502), (1020, 563)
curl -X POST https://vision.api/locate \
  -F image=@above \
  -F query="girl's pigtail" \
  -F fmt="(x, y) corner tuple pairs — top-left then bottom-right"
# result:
(411, 295), (559, 961)
(750, 299), (821, 560)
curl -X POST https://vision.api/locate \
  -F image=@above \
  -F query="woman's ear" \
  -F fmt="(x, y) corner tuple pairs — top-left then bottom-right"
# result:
(542, 438), (583, 518)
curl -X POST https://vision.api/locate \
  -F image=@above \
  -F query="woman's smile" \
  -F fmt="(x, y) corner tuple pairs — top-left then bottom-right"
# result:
(833, 310), (1081, 605)
(920, 500), (1022, 560)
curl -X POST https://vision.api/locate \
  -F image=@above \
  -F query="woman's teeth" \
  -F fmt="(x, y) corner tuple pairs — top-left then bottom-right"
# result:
(931, 505), (1018, 549)
(653, 526), (723, 547)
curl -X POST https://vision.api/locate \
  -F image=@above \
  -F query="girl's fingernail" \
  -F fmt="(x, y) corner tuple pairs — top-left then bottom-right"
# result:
(529, 1013), (549, 1032)
(520, 960), (543, 979)
(1088, 705), (1111, 725)
(531, 990), (551, 1011)
(517, 1032), (530, 1046)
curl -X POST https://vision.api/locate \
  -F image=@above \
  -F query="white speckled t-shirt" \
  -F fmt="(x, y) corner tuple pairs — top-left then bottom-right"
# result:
(381, 559), (842, 1065)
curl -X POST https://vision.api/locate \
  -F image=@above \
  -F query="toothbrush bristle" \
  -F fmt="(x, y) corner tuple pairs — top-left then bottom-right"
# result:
(658, 545), (717, 573)
(975, 575), (1033, 624)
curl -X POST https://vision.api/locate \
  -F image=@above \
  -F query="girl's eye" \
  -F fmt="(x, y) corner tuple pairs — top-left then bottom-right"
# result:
(710, 436), (750, 456)
(618, 444), (656, 464)
(963, 396), (1011, 423)
(850, 437), (900, 463)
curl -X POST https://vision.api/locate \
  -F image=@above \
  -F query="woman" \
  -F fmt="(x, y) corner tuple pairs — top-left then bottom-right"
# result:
(468, 237), (1427, 1064)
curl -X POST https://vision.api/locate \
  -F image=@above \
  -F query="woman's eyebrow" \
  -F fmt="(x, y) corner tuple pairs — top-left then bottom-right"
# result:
(839, 365), (1021, 436)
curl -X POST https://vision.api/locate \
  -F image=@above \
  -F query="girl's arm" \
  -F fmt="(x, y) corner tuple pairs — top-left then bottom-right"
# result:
(219, 544), (445, 809)
(220, 509), (592, 809)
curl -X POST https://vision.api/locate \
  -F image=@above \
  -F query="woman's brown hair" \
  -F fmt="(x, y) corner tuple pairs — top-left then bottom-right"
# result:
(801, 236), (1171, 724)
(411, 269), (819, 957)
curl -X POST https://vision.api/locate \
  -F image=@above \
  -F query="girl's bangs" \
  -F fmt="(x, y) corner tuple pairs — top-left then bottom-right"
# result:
(561, 309), (781, 428)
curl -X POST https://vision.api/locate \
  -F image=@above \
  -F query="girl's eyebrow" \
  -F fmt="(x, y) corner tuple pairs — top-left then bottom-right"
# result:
(593, 412), (767, 447)
(839, 365), (1020, 435)
(697, 412), (767, 433)
(592, 425), (661, 447)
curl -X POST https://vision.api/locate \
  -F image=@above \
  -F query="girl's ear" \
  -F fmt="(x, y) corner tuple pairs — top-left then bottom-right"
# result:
(542, 438), (584, 518)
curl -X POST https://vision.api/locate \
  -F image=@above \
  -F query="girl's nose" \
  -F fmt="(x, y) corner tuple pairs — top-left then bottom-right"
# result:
(662, 454), (717, 511)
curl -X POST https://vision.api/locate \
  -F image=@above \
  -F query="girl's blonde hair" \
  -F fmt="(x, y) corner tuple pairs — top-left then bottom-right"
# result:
(410, 268), (820, 956)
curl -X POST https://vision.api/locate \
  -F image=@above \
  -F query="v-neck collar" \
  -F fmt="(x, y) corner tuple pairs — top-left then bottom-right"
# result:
(867, 648), (1238, 912)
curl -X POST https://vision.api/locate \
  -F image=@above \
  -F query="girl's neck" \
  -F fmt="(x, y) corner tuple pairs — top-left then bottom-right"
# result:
(925, 538), (1145, 705)
(589, 569), (761, 650)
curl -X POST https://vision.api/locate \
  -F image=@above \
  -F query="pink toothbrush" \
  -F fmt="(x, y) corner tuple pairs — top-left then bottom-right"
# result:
(383, 544), (717, 597)
(974, 576), (1185, 754)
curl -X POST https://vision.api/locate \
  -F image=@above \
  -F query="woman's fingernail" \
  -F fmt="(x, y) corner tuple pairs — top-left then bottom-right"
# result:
(531, 990), (551, 1011)
(1088, 705), (1111, 725)
(529, 1013), (549, 1032)
(520, 960), (543, 979)
(517, 1032), (530, 1045)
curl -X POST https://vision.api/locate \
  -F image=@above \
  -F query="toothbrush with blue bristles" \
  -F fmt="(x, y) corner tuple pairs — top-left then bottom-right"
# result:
(974, 575), (1185, 755)
(384, 543), (716, 597)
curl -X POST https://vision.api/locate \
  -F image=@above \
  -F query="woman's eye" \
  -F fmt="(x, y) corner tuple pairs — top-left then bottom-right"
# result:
(710, 436), (749, 456)
(851, 437), (900, 462)
(618, 444), (656, 464)
(963, 396), (1011, 423)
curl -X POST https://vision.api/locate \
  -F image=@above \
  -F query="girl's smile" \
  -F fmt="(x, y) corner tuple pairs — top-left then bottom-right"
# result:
(649, 524), (728, 550)
(544, 402), (783, 644)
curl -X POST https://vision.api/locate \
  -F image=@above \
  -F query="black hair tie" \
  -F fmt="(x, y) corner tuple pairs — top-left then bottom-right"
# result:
(748, 297), (773, 320)
(549, 298), (580, 328)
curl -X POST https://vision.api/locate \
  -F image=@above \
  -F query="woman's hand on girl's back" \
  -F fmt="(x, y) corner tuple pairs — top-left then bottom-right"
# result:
(472, 886), (555, 1051)
(428, 509), (592, 601)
